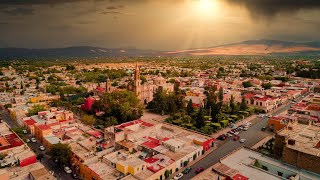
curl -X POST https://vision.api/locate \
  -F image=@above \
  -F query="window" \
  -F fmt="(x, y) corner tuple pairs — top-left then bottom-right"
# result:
(277, 171), (283, 177)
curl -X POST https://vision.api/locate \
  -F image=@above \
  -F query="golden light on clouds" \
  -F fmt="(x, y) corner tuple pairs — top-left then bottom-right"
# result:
(191, 0), (221, 19)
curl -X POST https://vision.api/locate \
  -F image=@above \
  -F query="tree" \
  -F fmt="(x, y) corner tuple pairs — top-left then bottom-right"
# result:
(164, 170), (171, 179)
(187, 99), (194, 115)
(27, 105), (46, 116)
(218, 87), (223, 103)
(48, 143), (72, 166)
(196, 108), (205, 129)
(210, 102), (220, 123)
(230, 95), (235, 114)
(240, 96), (248, 111)
(92, 90), (143, 124)
(262, 83), (273, 90)
(4, 104), (12, 109)
(140, 76), (147, 85)
(242, 81), (252, 88)
(81, 114), (96, 126)
(105, 116), (118, 127)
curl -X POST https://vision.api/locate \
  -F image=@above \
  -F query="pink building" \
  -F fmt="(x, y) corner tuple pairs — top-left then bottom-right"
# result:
(82, 96), (95, 111)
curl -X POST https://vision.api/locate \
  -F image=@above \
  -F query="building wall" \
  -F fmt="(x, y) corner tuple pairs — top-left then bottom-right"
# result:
(79, 163), (102, 180)
(273, 134), (285, 157)
(20, 155), (37, 167)
(282, 146), (320, 174)
(149, 162), (176, 180)
(116, 163), (127, 175)
(267, 119), (287, 132)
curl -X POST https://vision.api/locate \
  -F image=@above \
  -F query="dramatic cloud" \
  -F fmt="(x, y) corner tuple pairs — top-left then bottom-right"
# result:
(225, 0), (320, 18)
(1, 7), (34, 16)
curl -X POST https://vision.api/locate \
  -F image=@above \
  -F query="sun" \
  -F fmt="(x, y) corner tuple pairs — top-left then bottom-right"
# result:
(192, 0), (220, 18)
(197, 0), (215, 12)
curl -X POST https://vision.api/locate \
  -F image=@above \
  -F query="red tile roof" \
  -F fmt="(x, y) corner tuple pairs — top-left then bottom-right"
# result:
(0, 133), (24, 151)
(232, 174), (249, 180)
(37, 124), (51, 130)
(144, 157), (159, 164)
(142, 137), (169, 149)
(24, 119), (36, 126)
(116, 120), (154, 129)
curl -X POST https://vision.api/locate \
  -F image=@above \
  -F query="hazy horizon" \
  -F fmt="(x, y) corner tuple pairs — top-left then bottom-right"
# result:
(1, 0), (320, 50)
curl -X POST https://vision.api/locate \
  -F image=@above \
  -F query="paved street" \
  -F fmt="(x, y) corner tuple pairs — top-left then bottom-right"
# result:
(0, 110), (73, 180)
(180, 94), (308, 180)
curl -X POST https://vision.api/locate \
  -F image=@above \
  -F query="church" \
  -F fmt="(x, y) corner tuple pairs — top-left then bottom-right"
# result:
(129, 64), (174, 104)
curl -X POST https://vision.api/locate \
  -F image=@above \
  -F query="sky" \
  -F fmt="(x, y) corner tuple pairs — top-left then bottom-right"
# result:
(0, 0), (320, 50)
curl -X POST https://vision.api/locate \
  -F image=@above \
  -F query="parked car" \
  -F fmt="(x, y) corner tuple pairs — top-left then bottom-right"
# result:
(195, 167), (205, 173)
(31, 138), (36, 142)
(240, 139), (246, 143)
(183, 167), (192, 174)
(226, 133), (233, 138)
(174, 173), (183, 180)
(217, 135), (227, 141)
(39, 146), (45, 151)
(261, 127), (267, 131)
(23, 130), (27, 134)
(267, 115), (272, 118)
(243, 127), (249, 131)
(64, 166), (72, 174)
(233, 132), (239, 136)
(233, 135), (240, 141)
(26, 139), (30, 143)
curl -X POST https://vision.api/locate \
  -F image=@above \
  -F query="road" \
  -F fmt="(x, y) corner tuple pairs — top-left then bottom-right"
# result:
(0, 110), (73, 180)
(181, 94), (308, 180)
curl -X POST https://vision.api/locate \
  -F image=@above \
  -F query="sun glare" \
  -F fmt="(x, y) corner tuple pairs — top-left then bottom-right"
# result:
(192, 0), (220, 19)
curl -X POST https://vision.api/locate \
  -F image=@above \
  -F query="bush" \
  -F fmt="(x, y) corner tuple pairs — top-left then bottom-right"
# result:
(183, 161), (189, 167)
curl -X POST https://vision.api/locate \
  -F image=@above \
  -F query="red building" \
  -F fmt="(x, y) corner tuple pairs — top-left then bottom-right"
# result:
(82, 96), (95, 111)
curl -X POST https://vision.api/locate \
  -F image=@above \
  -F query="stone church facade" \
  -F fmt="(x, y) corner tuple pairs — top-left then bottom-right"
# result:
(129, 64), (174, 104)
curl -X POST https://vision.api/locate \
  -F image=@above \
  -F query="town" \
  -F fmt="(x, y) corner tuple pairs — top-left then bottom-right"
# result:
(0, 58), (320, 180)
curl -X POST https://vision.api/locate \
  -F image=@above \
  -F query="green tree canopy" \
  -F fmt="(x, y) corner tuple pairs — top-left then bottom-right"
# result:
(27, 105), (46, 116)
(187, 99), (194, 115)
(48, 143), (72, 166)
(92, 90), (144, 124)
(262, 83), (273, 90)
(240, 96), (248, 111)
(242, 81), (252, 88)
(81, 114), (96, 126)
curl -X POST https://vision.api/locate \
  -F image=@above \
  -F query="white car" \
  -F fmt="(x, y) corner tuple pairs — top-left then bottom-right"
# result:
(240, 139), (246, 143)
(243, 127), (249, 131)
(31, 138), (36, 142)
(267, 115), (272, 118)
(39, 146), (45, 151)
(26, 139), (30, 143)
(246, 122), (252, 126)
(174, 173), (183, 180)
(64, 166), (72, 174)
(233, 132), (239, 135)
(23, 130), (27, 134)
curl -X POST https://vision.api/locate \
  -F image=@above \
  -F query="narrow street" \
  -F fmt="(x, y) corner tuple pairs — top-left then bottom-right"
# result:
(0, 110), (73, 180)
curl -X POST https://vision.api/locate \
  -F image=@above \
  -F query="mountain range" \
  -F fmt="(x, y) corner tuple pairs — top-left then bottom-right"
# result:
(1, 39), (320, 58)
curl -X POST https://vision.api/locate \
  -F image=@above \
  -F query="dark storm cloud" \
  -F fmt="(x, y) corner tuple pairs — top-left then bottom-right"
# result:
(2, 7), (34, 16)
(225, 0), (320, 17)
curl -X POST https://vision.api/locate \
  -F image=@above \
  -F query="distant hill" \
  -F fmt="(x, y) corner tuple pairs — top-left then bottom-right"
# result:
(1, 39), (320, 58)
(0, 46), (161, 58)
(165, 39), (320, 56)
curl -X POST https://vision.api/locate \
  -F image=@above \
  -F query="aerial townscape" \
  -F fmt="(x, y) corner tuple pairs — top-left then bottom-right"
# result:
(0, 1), (320, 180)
